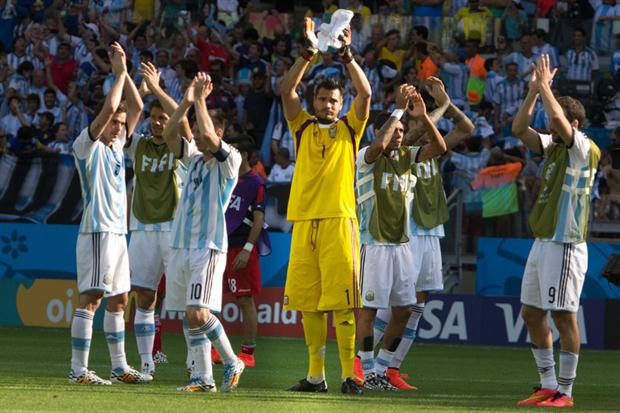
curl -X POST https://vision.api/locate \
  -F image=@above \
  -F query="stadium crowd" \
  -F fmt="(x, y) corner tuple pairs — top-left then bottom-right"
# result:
(0, 0), (619, 237)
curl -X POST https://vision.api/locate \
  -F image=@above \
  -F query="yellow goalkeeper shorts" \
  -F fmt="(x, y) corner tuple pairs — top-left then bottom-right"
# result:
(284, 217), (361, 312)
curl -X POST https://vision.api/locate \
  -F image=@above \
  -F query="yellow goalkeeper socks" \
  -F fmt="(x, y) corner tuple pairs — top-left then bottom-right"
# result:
(333, 309), (356, 380)
(302, 311), (327, 383)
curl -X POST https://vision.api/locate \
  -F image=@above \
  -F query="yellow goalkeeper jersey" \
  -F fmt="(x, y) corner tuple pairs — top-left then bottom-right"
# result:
(286, 105), (367, 221)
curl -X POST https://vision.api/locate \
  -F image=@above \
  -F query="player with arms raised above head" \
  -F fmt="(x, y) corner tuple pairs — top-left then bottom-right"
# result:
(281, 18), (371, 394)
(69, 42), (147, 385)
(512, 55), (601, 408)
(164, 73), (244, 393)
(355, 84), (446, 391)
(125, 61), (193, 379)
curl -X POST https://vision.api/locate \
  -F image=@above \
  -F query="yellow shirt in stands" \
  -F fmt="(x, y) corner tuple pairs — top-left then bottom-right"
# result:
(286, 105), (367, 221)
(378, 47), (406, 71)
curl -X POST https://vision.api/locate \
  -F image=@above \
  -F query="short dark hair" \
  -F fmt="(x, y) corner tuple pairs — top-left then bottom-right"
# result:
(314, 78), (343, 98)
(535, 28), (547, 40)
(140, 50), (153, 60)
(574, 27), (586, 37)
(386, 29), (400, 38)
(26, 93), (40, 103)
(413, 25), (429, 40)
(557, 96), (586, 128)
(373, 111), (397, 131)
(228, 134), (255, 157)
(17, 61), (34, 75)
(277, 147), (290, 160)
(178, 59), (199, 78)
(115, 101), (128, 115)
(415, 42), (429, 56)
(210, 110), (227, 131)
(39, 111), (55, 125)
(243, 27), (259, 41)
(484, 57), (495, 72)
(150, 100), (164, 112)
(44, 88), (56, 97)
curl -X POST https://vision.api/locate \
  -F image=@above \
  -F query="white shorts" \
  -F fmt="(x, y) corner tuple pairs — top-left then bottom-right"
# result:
(521, 239), (588, 313)
(360, 244), (417, 309)
(409, 235), (443, 293)
(76, 232), (130, 297)
(129, 231), (171, 291)
(165, 248), (227, 312)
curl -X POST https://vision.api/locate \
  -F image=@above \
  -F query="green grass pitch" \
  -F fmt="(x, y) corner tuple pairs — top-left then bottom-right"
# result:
(0, 327), (618, 412)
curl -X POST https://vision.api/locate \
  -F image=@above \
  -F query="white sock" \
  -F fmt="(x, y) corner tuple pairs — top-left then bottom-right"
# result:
(134, 308), (155, 371)
(374, 348), (394, 376)
(104, 310), (129, 371)
(558, 351), (578, 397)
(531, 346), (558, 390)
(71, 309), (94, 375)
(187, 328), (214, 384)
(200, 314), (236, 364)
(373, 309), (390, 348)
(358, 350), (374, 377)
(183, 317), (193, 370)
(391, 304), (424, 369)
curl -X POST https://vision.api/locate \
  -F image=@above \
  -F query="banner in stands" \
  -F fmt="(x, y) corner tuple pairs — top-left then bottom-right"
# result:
(477, 237), (620, 300)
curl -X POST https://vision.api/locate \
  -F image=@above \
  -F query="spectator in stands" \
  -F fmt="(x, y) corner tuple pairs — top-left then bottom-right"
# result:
(7, 36), (29, 71)
(532, 29), (559, 69)
(494, 62), (526, 125)
(35, 112), (55, 146)
(411, 0), (444, 34)
(305, 52), (346, 85)
(1, 95), (29, 138)
(484, 57), (504, 104)
(47, 122), (72, 154)
(37, 88), (63, 124)
(194, 25), (231, 74)
(377, 29), (406, 71)
(590, 0), (620, 54)
(237, 41), (270, 75)
(501, 0), (529, 44)
(455, 0), (493, 46)
(416, 42), (438, 81)
(267, 148), (295, 183)
(361, 47), (383, 111)
(465, 39), (487, 104)
(250, 147), (267, 180)
(48, 43), (77, 94)
(566, 27), (599, 81)
(434, 51), (469, 108)
(502, 34), (538, 80)
(155, 49), (176, 89)
(244, 68), (273, 148)
(28, 69), (47, 103)
(24, 94), (40, 125)
(347, 0), (373, 17)
(205, 60), (235, 115)
(8, 61), (33, 97)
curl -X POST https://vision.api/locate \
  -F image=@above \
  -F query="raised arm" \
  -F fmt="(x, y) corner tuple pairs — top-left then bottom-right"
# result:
(411, 90), (447, 162)
(443, 103), (475, 150)
(340, 28), (371, 121)
(536, 54), (572, 145)
(193, 73), (221, 153)
(162, 80), (194, 157)
(90, 42), (127, 140)
(425, 76), (450, 124)
(279, 18), (317, 121)
(364, 84), (412, 164)
(123, 71), (144, 138)
(511, 57), (552, 153)
(140, 61), (192, 141)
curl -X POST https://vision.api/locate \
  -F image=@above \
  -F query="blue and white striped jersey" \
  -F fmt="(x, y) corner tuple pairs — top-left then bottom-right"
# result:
(566, 47), (599, 81)
(363, 66), (383, 111)
(532, 43), (559, 69)
(502, 52), (538, 80)
(170, 142), (242, 251)
(591, 4), (620, 53)
(484, 71), (504, 105)
(73, 126), (127, 234)
(443, 62), (469, 106)
(494, 78), (526, 117)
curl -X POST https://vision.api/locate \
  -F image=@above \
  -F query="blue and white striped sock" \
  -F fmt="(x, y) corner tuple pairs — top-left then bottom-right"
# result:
(390, 303), (424, 369)
(373, 310), (390, 349)
(187, 327), (214, 383)
(71, 309), (94, 375)
(104, 310), (128, 371)
(375, 348), (394, 376)
(134, 308), (155, 370)
(183, 317), (194, 370)
(200, 315), (236, 364)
